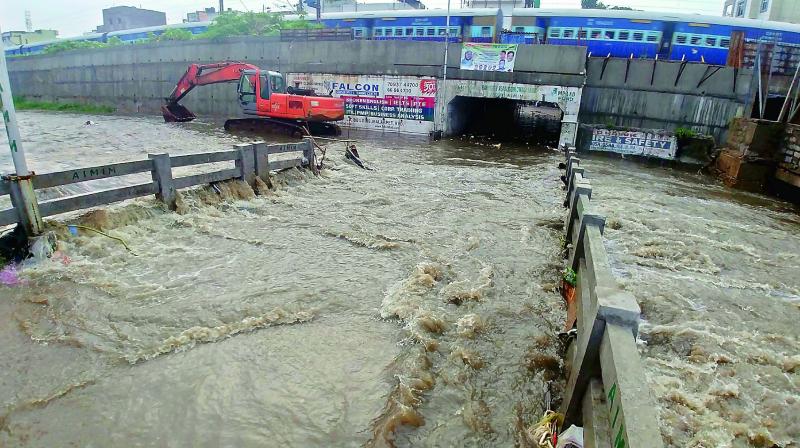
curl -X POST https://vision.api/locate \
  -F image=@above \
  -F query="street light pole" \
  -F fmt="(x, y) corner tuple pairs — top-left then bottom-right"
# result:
(0, 26), (44, 236)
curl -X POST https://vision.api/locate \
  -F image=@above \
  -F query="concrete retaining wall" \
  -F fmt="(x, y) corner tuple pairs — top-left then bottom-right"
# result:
(8, 39), (753, 143)
(7, 38), (585, 119)
(581, 58), (754, 143)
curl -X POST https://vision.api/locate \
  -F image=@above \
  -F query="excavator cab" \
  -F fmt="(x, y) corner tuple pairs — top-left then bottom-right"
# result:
(237, 70), (288, 116)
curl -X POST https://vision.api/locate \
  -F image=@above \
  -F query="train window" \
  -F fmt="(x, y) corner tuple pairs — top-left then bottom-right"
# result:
(374, 28), (383, 37)
(549, 28), (561, 38)
(438, 28), (447, 36)
(416, 28), (424, 36)
(579, 30), (588, 39)
(647, 32), (659, 42)
(406, 28), (414, 36)
(563, 29), (575, 39)
(705, 37), (717, 47)
(690, 35), (702, 45)
(451, 27), (459, 36)
(633, 32), (644, 41)
(590, 29), (602, 39)
(386, 28), (393, 37)
(676, 34), (687, 44)
(515, 26), (525, 33)
(720, 38), (730, 48)
(398, 28), (405, 36)
(427, 28), (435, 36)
(618, 31), (630, 41)
(604, 30), (616, 40)
(481, 27), (491, 37)
(354, 29), (363, 37)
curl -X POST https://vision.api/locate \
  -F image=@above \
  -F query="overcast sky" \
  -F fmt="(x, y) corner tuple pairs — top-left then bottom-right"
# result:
(1, 0), (726, 38)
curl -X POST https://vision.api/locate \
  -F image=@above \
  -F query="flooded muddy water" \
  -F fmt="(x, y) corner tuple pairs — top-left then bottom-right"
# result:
(1, 112), (798, 447)
(1, 112), (567, 447)
(584, 156), (800, 448)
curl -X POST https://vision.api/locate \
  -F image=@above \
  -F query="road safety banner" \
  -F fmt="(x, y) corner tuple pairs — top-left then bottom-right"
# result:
(589, 128), (677, 159)
(460, 43), (518, 72)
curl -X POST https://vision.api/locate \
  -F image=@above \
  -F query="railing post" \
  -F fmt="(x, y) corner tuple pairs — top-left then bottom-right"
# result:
(565, 184), (593, 245)
(252, 141), (269, 180)
(235, 143), (256, 185)
(148, 153), (176, 211)
(302, 137), (315, 167)
(4, 174), (44, 236)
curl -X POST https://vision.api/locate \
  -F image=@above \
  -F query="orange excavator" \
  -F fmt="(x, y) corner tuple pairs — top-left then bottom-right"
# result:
(161, 62), (345, 136)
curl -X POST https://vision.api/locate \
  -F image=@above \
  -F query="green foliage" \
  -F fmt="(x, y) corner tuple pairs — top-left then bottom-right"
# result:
(675, 127), (698, 140)
(148, 28), (194, 42)
(13, 97), (115, 114)
(199, 11), (322, 39)
(42, 40), (107, 54)
(563, 268), (577, 287)
(581, 0), (634, 9)
(106, 36), (124, 46)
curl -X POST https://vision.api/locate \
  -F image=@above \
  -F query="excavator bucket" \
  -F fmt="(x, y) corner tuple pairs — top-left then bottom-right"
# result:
(162, 103), (196, 122)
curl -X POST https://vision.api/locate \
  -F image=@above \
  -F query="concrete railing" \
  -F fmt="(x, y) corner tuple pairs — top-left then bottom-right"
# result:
(0, 139), (314, 228)
(559, 148), (664, 448)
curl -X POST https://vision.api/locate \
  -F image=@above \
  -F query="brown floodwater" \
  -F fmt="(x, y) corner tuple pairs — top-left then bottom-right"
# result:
(1, 112), (798, 447)
(1, 112), (567, 447)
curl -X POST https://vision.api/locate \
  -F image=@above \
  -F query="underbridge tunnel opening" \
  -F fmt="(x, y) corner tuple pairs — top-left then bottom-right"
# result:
(447, 97), (564, 146)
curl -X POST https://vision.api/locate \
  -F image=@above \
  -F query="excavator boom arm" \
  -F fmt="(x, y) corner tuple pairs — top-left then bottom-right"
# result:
(166, 62), (259, 104)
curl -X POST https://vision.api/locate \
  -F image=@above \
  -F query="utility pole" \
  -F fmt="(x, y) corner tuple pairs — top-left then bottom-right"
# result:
(0, 27), (44, 237)
(440, 0), (451, 136)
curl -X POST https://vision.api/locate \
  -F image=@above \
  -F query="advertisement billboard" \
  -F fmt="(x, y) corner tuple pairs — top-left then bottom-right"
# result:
(589, 128), (677, 159)
(287, 73), (437, 134)
(460, 43), (519, 72)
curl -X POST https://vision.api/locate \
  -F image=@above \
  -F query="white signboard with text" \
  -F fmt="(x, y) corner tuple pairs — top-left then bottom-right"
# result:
(287, 73), (437, 134)
(589, 128), (677, 159)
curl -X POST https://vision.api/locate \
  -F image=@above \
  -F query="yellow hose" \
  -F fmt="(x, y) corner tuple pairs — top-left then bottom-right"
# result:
(69, 225), (138, 256)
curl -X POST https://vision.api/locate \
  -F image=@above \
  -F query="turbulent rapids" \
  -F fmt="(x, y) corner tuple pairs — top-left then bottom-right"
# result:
(1, 112), (799, 447)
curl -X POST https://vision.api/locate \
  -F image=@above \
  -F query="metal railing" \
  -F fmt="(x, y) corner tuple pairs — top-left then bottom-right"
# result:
(0, 139), (314, 228)
(559, 147), (664, 448)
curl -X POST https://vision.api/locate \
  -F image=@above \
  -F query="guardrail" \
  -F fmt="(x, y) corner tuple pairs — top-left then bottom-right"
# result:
(0, 139), (314, 228)
(559, 147), (664, 448)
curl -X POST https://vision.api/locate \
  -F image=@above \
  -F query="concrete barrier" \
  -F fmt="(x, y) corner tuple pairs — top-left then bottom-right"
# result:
(0, 138), (314, 228)
(559, 148), (664, 447)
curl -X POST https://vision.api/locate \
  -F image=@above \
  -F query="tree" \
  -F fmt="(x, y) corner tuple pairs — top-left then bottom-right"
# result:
(581, 0), (635, 9)
(581, 0), (607, 8)
(199, 11), (321, 40)
(148, 28), (194, 42)
(43, 40), (107, 54)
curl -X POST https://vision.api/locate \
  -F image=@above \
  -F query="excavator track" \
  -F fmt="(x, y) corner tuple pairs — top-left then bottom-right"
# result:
(223, 118), (342, 138)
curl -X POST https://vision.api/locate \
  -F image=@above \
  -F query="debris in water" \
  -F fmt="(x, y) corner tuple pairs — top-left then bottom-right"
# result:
(0, 264), (23, 286)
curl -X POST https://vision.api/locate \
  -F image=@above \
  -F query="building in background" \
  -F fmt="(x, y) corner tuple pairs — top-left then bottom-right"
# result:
(304, 0), (423, 16)
(463, 0), (539, 29)
(185, 7), (219, 23)
(95, 6), (167, 32)
(1, 29), (58, 45)
(723, 0), (800, 24)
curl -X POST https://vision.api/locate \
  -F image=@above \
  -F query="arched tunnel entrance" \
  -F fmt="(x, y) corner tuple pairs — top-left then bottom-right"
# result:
(446, 97), (564, 146)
